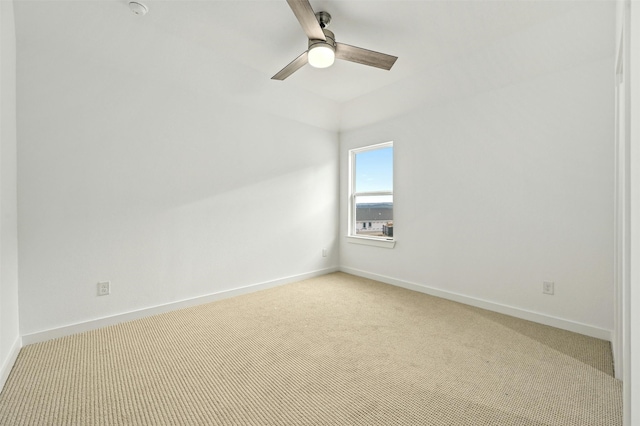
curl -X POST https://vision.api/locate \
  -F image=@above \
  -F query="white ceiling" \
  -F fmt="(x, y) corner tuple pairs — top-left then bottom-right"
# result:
(13, 0), (615, 130)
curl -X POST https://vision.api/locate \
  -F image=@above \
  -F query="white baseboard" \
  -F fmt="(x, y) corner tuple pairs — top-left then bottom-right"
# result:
(0, 336), (22, 393)
(22, 267), (339, 346)
(340, 267), (612, 341)
(21, 265), (612, 346)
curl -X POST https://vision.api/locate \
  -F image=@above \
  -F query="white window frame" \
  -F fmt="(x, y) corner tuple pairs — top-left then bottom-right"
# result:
(347, 141), (396, 249)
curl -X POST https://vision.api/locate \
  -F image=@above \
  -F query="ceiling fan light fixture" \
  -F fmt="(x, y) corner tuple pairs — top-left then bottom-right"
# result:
(307, 43), (335, 68)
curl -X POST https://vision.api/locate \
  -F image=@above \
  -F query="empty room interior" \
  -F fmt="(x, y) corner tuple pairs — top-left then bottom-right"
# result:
(1, 0), (639, 425)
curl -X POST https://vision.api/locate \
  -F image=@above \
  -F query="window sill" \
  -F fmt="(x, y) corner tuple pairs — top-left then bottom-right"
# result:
(346, 236), (396, 249)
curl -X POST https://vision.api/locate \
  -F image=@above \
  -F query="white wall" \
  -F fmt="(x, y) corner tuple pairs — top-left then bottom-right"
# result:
(16, 23), (339, 337)
(0, 0), (21, 391)
(340, 56), (615, 337)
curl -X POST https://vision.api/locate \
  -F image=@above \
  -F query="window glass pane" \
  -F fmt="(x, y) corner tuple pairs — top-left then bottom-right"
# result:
(355, 147), (393, 193)
(354, 195), (393, 237)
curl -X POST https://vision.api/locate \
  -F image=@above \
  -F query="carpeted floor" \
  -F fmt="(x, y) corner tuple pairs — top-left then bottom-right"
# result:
(0, 272), (622, 425)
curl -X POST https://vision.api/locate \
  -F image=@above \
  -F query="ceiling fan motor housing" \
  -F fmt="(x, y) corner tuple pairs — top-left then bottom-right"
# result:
(308, 29), (336, 51)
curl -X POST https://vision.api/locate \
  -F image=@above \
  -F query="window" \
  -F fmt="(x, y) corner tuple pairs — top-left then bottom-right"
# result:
(348, 142), (394, 247)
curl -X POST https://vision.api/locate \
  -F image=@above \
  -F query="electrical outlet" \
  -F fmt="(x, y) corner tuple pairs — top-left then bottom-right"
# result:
(543, 281), (554, 295)
(322, 248), (328, 258)
(97, 281), (110, 296)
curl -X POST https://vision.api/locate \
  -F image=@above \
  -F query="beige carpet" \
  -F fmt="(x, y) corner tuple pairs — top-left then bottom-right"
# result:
(0, 272), (622, 425)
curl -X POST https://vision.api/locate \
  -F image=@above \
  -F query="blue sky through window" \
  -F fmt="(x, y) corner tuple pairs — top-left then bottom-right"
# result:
(355, 146), (393, 193)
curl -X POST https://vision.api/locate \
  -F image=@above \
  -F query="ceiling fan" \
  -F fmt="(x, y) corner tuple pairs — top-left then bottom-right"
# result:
(272, 0), (398, 80)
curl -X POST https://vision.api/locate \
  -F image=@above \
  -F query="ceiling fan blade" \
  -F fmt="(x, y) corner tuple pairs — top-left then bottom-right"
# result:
(272, 51), (309, 80)
(286, 0), (325, 41)
(335, 43), (398, 70)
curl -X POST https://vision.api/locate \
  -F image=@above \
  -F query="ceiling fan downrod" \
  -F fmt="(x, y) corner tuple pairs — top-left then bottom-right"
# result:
(315, 11), (331, 29)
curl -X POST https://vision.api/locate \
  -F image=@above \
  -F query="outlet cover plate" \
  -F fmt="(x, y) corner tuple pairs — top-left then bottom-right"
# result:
(97, 281), (110, 296)
(543, 281), (554, 295)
